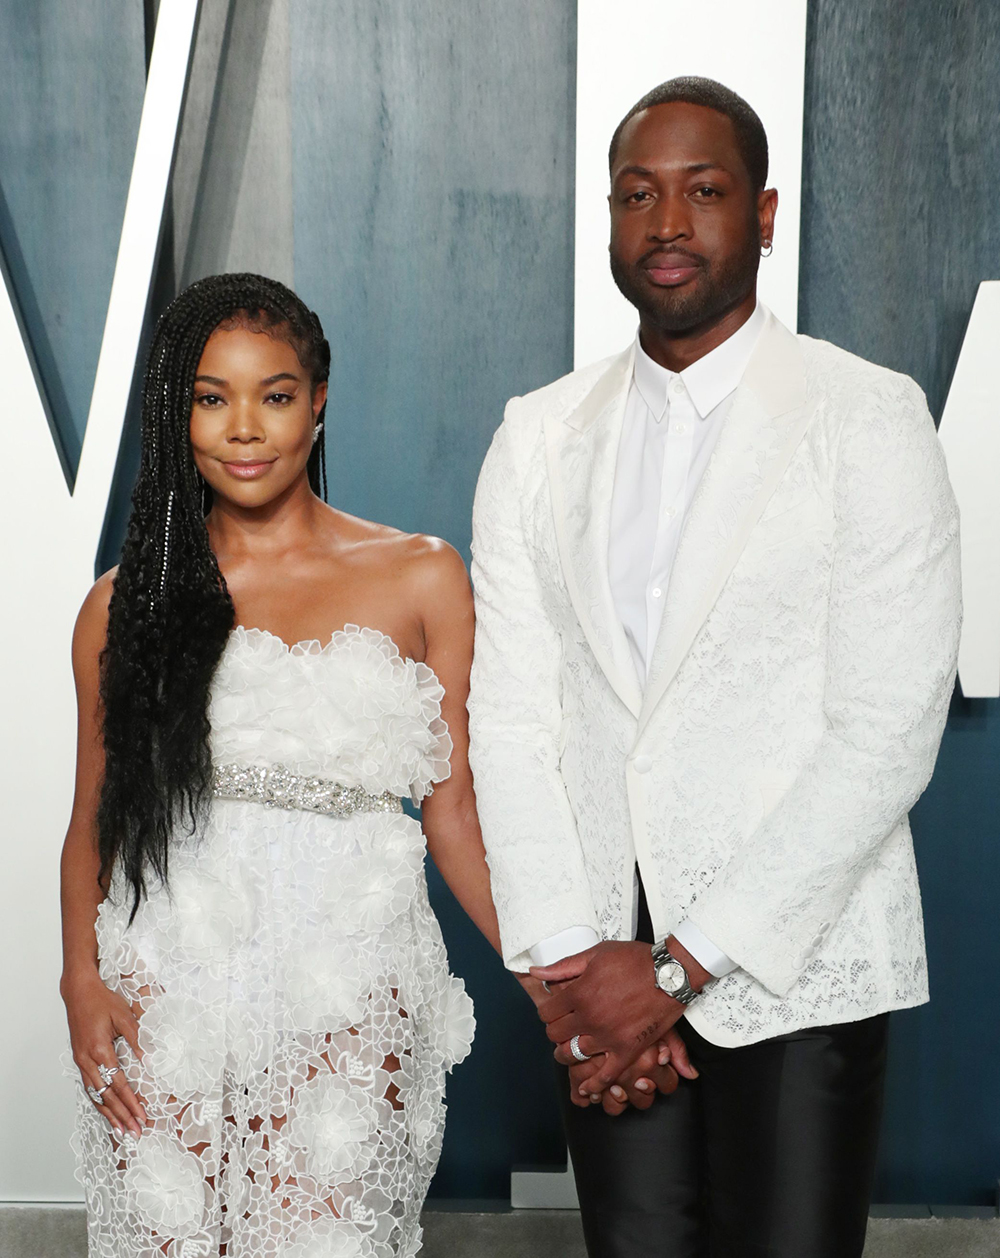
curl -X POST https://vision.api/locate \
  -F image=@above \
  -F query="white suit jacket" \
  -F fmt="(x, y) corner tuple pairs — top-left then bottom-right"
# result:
(467, 312), (961, 1047)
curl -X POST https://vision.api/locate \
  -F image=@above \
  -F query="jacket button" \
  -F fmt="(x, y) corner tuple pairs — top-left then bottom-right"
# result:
(811, 935), (824, 948)
(632, 755), (652, 774)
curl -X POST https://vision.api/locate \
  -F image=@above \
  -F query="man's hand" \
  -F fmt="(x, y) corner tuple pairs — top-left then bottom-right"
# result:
(531, 939), (700, 1098)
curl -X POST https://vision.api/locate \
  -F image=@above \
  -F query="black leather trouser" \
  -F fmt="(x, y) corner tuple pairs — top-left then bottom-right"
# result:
(558, 889), (889, 1257)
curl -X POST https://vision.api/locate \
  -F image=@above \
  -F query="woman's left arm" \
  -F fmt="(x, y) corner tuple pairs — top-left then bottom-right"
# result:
(416, 540), (502, 955)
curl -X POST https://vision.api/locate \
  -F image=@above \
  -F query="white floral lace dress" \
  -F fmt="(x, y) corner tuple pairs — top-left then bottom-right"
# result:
(74, 626), (475, 1258)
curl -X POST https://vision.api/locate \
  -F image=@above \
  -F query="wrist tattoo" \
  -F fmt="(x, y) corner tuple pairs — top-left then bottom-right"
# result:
(635, 1021), (659, 1045)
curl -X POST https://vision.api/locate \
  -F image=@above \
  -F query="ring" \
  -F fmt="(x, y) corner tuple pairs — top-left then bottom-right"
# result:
(98, 1064), (119, 1087)
(569, 1035), (592, 1063)
(86, 1084), (108, 1106)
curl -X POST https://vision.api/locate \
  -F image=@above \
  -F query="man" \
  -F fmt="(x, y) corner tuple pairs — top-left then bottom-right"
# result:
(467, 76), (960, 1257)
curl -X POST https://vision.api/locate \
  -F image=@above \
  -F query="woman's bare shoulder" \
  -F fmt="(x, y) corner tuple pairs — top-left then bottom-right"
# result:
(72, 568), (117, 669)
(397, 533), (470, 600)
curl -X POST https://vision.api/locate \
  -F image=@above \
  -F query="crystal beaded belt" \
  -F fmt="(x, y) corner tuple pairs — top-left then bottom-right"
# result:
(212, 762), (403, 818)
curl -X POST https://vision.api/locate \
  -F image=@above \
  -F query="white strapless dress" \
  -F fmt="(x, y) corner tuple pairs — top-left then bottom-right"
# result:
(74, 626), (475, 1258)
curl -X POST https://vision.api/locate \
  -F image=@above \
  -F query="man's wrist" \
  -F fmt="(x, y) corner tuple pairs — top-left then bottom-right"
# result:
(665, 935), (714, 993)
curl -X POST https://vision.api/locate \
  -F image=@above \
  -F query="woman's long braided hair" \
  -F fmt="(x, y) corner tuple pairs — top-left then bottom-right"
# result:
(98, 273), (330, 919)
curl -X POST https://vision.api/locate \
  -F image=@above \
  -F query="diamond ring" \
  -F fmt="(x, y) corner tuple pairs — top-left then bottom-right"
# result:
(569, 1035), (592, 1063)
(97, 1064), (119, 1087)
(87, 1084), (109, 1106)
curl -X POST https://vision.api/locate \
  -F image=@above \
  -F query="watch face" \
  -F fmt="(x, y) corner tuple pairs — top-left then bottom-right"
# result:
(656, 958), (686, 996)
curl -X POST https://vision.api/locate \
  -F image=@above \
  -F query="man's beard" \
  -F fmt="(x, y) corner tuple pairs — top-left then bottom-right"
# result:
(609, 227), (760, 335)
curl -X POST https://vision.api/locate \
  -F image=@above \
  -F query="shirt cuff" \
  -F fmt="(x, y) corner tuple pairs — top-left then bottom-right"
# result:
(528, 926), (601, 968)
(671, 919), (737, 978)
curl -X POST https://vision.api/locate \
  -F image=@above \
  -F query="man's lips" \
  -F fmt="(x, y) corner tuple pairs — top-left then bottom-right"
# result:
(221, 458), (277, 480)
(643, 254), (703, 287)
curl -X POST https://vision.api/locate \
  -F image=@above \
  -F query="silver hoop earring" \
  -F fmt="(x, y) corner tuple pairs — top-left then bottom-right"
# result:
(311, 421), (324, 447)
(761, 240), (773, 257)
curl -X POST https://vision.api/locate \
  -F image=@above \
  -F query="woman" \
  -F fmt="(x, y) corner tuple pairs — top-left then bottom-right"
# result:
(60, 273), (498, 1257)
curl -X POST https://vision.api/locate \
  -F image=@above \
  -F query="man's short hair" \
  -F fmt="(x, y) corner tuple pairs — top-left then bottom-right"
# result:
(608, 76), (769, 191)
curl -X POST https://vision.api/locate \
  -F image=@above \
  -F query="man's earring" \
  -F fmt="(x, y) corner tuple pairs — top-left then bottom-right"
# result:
(761, 240), (773, 257)
(311, 421), (324, 446)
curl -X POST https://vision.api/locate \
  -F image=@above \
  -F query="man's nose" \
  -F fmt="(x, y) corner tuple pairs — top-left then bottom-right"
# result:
(648, 192), (692, 243)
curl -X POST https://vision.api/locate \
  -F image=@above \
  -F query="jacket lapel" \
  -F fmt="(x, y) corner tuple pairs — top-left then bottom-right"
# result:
(544, 348), (643, 718)
(638, 315), (816, 735)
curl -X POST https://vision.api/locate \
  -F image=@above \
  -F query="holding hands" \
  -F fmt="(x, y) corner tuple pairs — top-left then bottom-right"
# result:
(525, 939), (710, 1114)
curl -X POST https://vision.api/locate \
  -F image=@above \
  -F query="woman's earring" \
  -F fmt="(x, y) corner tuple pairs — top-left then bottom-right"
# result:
(761, 240), (773, 257)
(311, 421), (325, 447)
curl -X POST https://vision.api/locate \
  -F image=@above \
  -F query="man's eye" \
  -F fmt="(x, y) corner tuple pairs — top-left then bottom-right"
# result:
(627, 190), (651, 203)
(694, 186), (720, 197)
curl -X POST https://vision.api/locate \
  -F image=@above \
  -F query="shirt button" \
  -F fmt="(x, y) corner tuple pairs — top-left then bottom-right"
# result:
(651, 587), (662, 598)
(632, 755), (653, 774)
(675, 423), (688, 434)
(671, 380), (684, 396)
(665, 507), (676, 519)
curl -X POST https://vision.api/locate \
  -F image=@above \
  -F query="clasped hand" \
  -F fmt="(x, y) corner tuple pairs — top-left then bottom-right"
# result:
(528, 940), (698, 1115)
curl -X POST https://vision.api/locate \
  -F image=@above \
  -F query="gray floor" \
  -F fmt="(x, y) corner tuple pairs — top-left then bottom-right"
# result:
(2, 1205), (999, 1257)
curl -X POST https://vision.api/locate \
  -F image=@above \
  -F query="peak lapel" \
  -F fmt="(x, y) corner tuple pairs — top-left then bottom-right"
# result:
(639, 316), (816, 735)
(544, 347), (643, 718)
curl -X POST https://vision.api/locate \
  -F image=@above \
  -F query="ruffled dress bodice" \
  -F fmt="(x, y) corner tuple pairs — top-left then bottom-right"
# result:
(78, 625), (474, 1258)
(209, 624), (453, 802)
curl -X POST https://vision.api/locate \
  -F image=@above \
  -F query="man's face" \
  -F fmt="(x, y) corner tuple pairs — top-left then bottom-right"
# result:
(609, 102), (772, 334)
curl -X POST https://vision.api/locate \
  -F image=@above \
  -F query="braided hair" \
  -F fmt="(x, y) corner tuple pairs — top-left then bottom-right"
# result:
(98, 273), (330, 918)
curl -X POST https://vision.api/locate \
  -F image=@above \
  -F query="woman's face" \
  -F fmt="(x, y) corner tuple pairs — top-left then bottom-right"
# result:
(189, 325), (327, 509)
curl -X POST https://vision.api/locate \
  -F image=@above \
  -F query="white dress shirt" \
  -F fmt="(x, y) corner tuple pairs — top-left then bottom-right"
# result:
(528, 305), (766, 978)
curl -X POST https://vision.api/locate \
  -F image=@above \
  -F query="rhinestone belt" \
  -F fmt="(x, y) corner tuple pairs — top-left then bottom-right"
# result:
(212, 762), (403, 818)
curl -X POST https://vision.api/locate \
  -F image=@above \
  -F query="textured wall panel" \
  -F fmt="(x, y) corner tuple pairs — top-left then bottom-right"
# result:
(0, 1), (145, 474)
(289, 0), (577, 1198)
(801, 0), (1000, 1206)
(171, 0), (294, 288)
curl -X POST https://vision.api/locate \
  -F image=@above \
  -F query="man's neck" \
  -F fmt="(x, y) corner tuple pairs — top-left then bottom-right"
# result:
(638, 289), (758, 374)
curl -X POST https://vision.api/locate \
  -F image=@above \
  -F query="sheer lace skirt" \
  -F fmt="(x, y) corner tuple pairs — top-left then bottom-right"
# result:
(73, 801), (474, 1258)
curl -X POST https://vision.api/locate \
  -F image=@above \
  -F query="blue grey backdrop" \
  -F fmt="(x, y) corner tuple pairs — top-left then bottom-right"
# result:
(3, 0), (997, 1207)
(800, 0), (1000, 1207)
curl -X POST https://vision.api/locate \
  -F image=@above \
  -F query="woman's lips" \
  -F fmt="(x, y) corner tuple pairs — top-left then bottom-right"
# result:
(221, 459), (276, 480)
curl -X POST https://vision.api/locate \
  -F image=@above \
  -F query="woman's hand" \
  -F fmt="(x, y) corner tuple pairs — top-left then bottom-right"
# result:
(62, 969), (146, 1139)
(555, 1024), (698, 1113)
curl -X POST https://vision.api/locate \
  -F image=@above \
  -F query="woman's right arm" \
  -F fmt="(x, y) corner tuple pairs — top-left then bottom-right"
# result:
(60, 573), (146, 1139)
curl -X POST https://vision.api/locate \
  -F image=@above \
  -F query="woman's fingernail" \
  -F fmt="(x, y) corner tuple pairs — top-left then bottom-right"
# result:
(589, 1093), (601, 1104)
(579, 1085), (590, 1096)
(659, 1051), (670, 1066)
(611, 1086), (625, 1101)
(112, 1127), (122, 1138)
(636, 1079), (652, 1092)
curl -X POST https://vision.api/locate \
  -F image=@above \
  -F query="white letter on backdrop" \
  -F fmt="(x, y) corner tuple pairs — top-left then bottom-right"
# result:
(0, 0), (201, 1201)
(938, 280), (1000, 699)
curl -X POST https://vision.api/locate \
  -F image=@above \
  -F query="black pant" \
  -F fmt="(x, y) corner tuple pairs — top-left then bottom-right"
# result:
(558, 885), (889, 1257)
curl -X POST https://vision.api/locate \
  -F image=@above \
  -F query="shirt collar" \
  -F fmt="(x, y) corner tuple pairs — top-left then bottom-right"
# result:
(632, 301), (767, 421)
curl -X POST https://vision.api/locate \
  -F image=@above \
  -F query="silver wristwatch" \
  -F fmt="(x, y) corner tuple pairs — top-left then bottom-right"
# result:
(651, 938), (699, 1005)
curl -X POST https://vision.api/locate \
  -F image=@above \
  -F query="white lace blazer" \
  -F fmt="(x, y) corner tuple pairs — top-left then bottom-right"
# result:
(467, 313), (961, 1047)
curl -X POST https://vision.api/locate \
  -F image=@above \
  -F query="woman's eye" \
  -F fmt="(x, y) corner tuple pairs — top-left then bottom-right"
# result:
(266, 392), (294, 406)
(196, 393), (223, 408)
